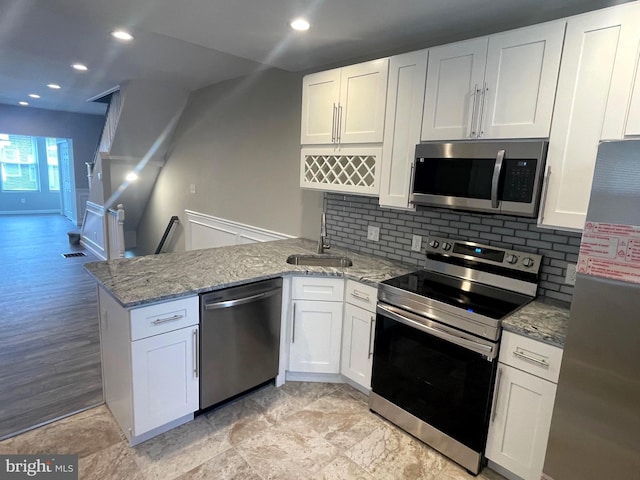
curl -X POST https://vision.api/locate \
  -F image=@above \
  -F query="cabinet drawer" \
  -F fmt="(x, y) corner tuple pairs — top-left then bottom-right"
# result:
(291, 277), (344, 301)
(345, 280), (377, 312)
(130, 296), (199, 341)
(499, 331), (563, 383)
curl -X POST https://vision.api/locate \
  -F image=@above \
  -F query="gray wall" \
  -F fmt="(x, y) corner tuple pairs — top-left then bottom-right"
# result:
(325, 193), (582, 303)
(0, 104), (104, 215)
(136, 69), (323, 254)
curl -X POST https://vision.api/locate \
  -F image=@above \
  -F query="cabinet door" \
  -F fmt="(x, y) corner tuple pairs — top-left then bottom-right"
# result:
(379, 50), (428, 209)
(289, 300), (343, 374)
(421, 37), (488, 140)
(301, 69), (341, 144)
(341, 303), (375, 389)
(486, 364), (557, 480)
(339, 59), (389, 144)
(481, 21), (565, 139)
(540, 4), (640, 230)
(131, 326), (199, 435)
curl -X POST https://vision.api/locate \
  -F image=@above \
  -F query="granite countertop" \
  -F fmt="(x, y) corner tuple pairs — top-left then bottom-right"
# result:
(85, 237), (571, 347)
(502, 299), (571, 348)
(84, 238), (415, 308)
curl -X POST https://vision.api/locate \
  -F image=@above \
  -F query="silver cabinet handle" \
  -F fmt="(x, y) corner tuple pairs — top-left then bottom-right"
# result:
(350, 290), (370, 302)
(337, 104), (343, 144)
(491, 149), (505, 209)
(491, 366), (503, 422)
(292, 302), (296, 343)
(478, 82), (488, 137)
(152, 314), (184, 325)
(537, 165), (552, 224)
(513, 349), (550, 368)
(469, 84), (480, 138)
(368, 316), (375, 359)
(332, 103), (337, 143)
(193, 328), (199, 378)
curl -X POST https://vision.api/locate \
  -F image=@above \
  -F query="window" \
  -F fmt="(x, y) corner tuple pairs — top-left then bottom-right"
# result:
(0, 134), (39, 191)
(0, 134), (68, 193)
(45, 138), (60, 191)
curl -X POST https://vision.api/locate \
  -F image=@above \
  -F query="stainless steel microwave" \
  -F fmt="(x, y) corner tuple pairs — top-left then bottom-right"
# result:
(411, 140), (548, 217)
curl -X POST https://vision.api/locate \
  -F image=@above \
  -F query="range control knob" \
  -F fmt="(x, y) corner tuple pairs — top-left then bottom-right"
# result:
(522, 257), (535, 268)
(428, 240), (440, 249)
(505, 254), (518, 264)
(441, 242), (452, 251)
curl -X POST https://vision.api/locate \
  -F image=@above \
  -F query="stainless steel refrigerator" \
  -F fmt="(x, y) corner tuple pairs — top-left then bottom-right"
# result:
(543, 140), (640, 480)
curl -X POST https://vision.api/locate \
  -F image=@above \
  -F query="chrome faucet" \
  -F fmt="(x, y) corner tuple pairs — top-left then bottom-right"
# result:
(317, 212), (330, 254)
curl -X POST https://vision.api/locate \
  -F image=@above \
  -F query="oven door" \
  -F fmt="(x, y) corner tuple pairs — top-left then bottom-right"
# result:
(371, 303), (498, 455)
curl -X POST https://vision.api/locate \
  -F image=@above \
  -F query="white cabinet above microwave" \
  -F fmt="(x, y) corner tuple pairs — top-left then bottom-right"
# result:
(421, 21), (565, 141)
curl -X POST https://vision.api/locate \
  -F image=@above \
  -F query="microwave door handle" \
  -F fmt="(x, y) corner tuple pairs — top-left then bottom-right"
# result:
(491, 149), (505, 209)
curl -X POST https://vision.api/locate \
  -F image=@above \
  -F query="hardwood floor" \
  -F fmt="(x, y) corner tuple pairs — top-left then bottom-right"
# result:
(0, 214), (103, 439)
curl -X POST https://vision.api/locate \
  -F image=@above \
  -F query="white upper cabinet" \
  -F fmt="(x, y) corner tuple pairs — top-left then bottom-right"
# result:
(422, 21), (565, 140)
(301, 59), (389, 145)
(422, 38), (487, 140)
(379, 50), (428, 209)
(300, 69), (341, 144)
(482, 22), (565, 138)
(539, 3), (640, 231)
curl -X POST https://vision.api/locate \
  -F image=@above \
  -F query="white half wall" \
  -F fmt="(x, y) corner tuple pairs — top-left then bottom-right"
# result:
(184, 210), (294, 251)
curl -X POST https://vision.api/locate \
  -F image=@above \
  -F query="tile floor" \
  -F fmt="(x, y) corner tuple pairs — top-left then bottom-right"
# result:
(0, 382), (507, 480)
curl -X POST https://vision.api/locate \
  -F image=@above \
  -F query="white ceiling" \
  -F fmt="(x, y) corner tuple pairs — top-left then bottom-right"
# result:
(0, 0), (630, 115)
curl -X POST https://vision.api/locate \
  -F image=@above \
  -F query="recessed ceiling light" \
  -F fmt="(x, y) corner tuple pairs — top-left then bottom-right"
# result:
(111, 30), (134, 41)
(28, 94), (40, 99)
(19, 101), (29, 106)
(72, 63), (88, 71)
(290, 18), (310, 31)
(125, 172), (138, 182)
(47, 84), (61, 89)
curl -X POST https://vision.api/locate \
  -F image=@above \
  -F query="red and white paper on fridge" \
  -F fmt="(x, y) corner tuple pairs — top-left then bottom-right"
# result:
(578, 222), (640, 284)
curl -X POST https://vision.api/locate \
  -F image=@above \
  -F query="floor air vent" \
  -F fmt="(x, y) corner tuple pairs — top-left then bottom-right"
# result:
(61, 252), (87, 258)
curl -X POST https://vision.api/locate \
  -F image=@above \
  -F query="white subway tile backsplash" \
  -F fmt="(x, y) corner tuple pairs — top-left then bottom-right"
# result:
(324, 193), (581, 302)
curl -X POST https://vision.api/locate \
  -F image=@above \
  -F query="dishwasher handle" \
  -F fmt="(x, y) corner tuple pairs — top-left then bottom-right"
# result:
(204, 288), (281, 310)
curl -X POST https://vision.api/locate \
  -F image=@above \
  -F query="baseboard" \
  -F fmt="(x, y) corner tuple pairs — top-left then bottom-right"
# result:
(0, 210), (60, 215)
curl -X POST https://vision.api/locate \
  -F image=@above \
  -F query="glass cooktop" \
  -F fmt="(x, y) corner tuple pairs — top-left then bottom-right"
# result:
(381, 269), (530, 320)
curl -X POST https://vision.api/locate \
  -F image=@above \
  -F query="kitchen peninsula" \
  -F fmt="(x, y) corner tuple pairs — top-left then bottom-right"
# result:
(85, 237), (569, 480)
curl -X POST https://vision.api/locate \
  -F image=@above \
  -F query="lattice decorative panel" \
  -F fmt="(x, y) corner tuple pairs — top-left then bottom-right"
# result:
(303, 153), (378, 193)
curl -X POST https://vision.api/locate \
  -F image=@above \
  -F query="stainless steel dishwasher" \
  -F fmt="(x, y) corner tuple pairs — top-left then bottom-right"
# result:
(199, 278), (282, 410)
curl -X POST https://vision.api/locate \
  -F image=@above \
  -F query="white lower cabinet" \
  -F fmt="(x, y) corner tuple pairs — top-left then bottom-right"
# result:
(341, 302), (375, 389)
(340, 280), (378, 389)
(289, 300), (343, 373)
(288, 277), (344, 374)
(99, 287), (199, 445)
(486, 331), (563, 480)
(131, 326), (199, 435)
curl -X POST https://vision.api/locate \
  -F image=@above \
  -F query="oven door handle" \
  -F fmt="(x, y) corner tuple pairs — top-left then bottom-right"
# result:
(377, 303), (496, 359)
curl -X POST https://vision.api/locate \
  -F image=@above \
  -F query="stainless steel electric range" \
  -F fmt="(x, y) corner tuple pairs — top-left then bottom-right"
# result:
(369, 236), (541, 475)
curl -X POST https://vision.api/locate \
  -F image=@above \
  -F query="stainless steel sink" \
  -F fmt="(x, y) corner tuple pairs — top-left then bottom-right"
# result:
(286, 254), (353, 268)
